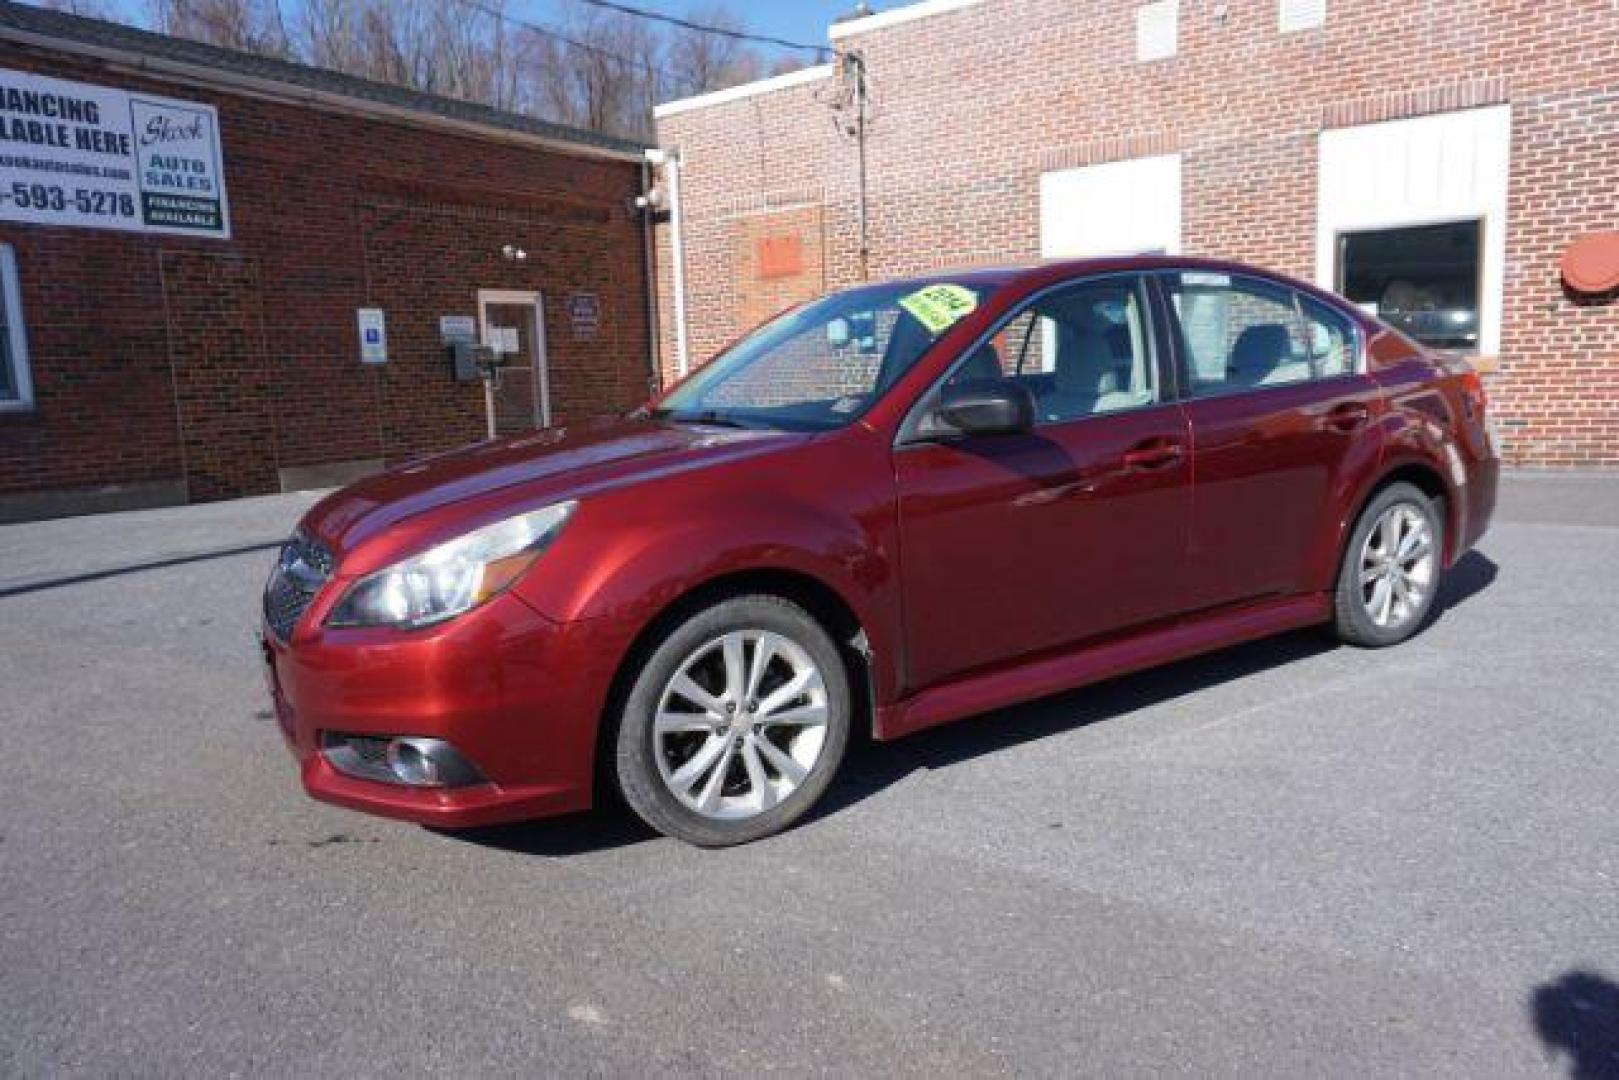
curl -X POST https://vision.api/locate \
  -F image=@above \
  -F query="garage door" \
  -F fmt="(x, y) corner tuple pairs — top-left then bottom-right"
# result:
(1040, 154), (1182, 259)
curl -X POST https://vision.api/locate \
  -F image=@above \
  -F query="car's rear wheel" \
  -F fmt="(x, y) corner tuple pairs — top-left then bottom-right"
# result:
(613, 594), (851, 846)
(1332, 482), (1443, 647)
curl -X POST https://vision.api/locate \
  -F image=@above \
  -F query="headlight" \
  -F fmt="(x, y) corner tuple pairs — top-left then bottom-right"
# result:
(328, 502), (576, 629)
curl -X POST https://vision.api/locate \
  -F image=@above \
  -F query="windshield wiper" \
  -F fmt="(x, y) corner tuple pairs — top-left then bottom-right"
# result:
(660, 409), (756, 429)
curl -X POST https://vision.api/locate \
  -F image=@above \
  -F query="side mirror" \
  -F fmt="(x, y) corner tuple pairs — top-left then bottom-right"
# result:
(937, 377), (1035, 436)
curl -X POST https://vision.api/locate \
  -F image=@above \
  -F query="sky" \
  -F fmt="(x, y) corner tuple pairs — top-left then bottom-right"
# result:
(520, 0), (879, 64)
(53, 0), (893, 78)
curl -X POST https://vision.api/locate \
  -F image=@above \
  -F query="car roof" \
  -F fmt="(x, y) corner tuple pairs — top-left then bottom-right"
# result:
(873, 256), (1363, 322)
(876, 255), (1310, 289)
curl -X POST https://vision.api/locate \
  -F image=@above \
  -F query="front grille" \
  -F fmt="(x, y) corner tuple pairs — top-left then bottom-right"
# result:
(263, 533), (335, 640)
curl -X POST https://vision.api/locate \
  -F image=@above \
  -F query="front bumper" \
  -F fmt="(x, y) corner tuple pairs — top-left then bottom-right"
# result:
(262, 589), (631, 828)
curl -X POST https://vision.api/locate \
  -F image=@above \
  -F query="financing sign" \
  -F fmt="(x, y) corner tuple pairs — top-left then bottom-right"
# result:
(0, 67), (230, 238)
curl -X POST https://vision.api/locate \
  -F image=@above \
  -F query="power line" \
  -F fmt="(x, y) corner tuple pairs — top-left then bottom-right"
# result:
(447, 0), (696, 92)
(551, 0), (831, 57)
(444, 0), (838, 106)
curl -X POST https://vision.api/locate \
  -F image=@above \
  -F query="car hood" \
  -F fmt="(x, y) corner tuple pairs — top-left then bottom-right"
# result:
(302, 418), (804, 558)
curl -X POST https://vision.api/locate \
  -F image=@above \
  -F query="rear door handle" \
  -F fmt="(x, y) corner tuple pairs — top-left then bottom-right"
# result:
(1121, 439), (1185, 471)
(1325, 401), (1370, 433)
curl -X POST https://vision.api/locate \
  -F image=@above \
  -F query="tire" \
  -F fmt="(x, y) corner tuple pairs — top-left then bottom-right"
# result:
(1332, 482), (1444, 648)
(613, 594), (852, 847)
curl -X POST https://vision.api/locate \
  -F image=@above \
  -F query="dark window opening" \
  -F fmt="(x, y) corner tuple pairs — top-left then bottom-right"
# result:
(1338, 220), (1481, 351)
(0, 244), (28, 407)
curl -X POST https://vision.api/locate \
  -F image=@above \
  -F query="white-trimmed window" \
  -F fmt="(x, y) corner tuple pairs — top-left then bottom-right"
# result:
(1339, 220), (1481, 350)
(0, 245), (32, 411)
(1136, 0), (1178, 61)
(1316, 106), (1511, 356)
(1279, 0), (1326, 32)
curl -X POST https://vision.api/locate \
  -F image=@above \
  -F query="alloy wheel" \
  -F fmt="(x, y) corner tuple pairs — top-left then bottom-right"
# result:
(1358, 502), (1436, 629)
(653, 630), (830, 820)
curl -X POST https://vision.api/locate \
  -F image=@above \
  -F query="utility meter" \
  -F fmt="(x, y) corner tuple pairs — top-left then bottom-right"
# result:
(450, 341), (504, 384)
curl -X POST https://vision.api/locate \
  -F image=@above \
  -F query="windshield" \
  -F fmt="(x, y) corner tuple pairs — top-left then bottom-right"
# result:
(654, 279), (999, 431)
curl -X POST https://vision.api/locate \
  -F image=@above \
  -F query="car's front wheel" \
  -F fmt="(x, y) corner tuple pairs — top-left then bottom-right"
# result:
(1332, 482), (1444, 647)
(613, 594), (852, 846)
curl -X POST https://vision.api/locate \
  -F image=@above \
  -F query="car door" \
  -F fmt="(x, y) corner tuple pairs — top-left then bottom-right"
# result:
(1157, 269), (1383, 610)
(894, 273), (1193, 691)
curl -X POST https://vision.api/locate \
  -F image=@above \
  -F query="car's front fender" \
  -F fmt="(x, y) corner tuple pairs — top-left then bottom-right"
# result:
(513, 442), (906, 709)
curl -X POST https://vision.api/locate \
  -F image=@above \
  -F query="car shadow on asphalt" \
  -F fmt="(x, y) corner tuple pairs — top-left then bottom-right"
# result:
(442, 809), (661, 857)
(455, 550), (1498, 856)
(1530, 969), (1619, 1079)
(814, 550), (1498, 819)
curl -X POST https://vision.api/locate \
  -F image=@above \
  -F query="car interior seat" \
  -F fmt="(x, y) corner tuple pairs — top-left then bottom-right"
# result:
(1227, 323), (1311, 387)
(1035, 324), (1131, 420)
(1034, 317), (1156, 421)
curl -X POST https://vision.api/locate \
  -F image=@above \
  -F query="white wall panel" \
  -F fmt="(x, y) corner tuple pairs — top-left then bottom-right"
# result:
(1040, 154), (1182, 260)
(1135, 0), (1178, 60)
(1279, 0), (1327, 33)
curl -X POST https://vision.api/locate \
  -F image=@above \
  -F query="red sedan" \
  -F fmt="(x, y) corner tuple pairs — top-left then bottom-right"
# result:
(262, 257), (1498, 846)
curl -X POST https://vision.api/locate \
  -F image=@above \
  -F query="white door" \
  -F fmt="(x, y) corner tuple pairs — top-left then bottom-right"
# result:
(477, 289), (551, 431)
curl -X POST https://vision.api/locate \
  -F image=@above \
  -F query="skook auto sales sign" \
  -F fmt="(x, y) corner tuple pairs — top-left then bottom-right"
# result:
(0, 68), (230, 238)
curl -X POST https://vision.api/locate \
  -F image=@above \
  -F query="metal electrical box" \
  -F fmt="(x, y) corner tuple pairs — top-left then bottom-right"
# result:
(449, 340), (500, 383)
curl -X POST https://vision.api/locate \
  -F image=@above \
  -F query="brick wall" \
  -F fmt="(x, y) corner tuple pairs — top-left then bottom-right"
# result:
(0, 39), (651, 507)
(655, 0), (1619, 466)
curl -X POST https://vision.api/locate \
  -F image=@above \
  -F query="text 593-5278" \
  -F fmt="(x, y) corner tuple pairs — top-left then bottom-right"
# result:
(3, 183), (135, 217)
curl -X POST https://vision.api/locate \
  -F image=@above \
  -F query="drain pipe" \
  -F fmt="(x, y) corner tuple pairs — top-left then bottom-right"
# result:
(850, 51), (870, 281)
(650, 147), (693, 380)
(637, 152), (663, 395)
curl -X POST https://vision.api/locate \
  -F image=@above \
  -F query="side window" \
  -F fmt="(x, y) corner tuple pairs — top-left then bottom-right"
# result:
(1162, 272), (1360, 396)
(1297, 294), (1357, 378)
(948, 276), (1158, 425)
(1162, 272), (1312, 396)
(0, 244), (32, 412)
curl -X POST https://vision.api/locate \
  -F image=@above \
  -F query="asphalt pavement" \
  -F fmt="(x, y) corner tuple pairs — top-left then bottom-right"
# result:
(1, 474), (1616, 1077)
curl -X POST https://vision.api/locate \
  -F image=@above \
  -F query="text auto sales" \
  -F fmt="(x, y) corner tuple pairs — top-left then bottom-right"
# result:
(0, 86), (215, 193)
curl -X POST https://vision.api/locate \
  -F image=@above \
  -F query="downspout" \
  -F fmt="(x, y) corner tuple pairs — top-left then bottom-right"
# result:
(663, 148), (693, 379)
(638, 153), (662, 395)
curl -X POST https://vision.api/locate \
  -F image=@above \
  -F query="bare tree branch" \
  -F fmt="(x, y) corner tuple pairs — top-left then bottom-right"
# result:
(116, 0), (781, 139)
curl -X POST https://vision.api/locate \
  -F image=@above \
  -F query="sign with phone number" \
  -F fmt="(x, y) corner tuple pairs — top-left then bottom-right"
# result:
(0, 67), (230, 238)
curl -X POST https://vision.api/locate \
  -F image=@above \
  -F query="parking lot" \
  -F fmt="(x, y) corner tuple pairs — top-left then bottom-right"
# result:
(2, 473), (1616, 1076)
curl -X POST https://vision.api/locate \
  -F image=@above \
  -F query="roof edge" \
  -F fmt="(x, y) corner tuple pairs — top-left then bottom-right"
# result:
(828, 0), (986, 41)
(654, 63), (834, 121)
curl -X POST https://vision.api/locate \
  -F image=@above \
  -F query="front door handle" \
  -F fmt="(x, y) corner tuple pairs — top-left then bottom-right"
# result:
(1121, 439), (1185, 471)
(1325, 401), (1370, 433)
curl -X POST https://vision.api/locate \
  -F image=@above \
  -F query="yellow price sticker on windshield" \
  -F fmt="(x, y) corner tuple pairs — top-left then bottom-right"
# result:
(898, 284), (978, 334)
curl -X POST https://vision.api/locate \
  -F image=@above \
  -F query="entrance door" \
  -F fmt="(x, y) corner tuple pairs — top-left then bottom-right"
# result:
(478, 290), (551, 434)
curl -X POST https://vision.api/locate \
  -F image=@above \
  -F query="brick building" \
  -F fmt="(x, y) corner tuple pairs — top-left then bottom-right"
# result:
(651, 0), (1619, 467)
(0, 3), (654, 521)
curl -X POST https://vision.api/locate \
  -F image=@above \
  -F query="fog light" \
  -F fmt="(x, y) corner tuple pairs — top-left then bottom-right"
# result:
(386, 738), (441, 786)
(321, 733), (485, 788)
